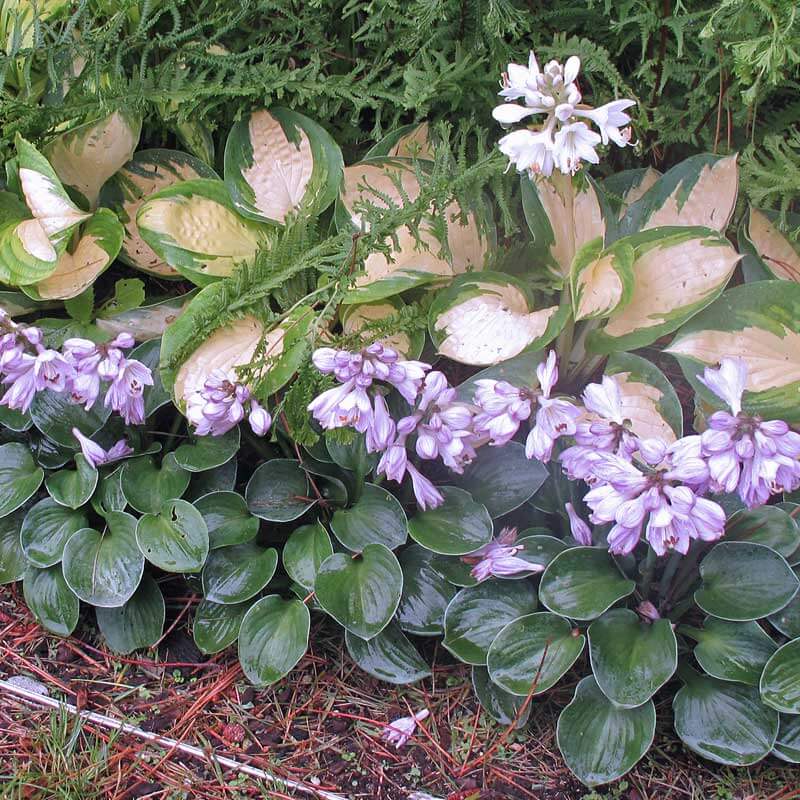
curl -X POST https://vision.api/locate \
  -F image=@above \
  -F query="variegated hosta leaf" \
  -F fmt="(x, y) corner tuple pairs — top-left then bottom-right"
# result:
(224, 108), (344, 225)
(0, 206), (61, 286)
(570, 237), (635, 321)
(99, 149), (219, 278)
(364, 122), (433, 160)
(43, 111), (142, 208)
(27, 208), (123, 300)
(137, 178), (271, 286)
(621, 154), (738, 235)
(740, 208), (800, 283)
(429, 272), (566, 366)
(338, 158), (491, 303)
(521, 171), (607, 279)
(341, 297), (424, 359)
(0, 290), (46, 317)
(160, 282), (313, 405)
(97, 291), (197, 342)
(587, 227), (741, 354)
(603, 167), (661, 220)
(668, 280), (800, 424)
(604, 352), (683, 443)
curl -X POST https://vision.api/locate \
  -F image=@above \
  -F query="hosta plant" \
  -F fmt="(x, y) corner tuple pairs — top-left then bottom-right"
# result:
(1, 43), (799, 791)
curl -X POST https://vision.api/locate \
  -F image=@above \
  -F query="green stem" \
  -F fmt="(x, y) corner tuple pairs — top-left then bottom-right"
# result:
(658, 552), (683, 601)
(639, 546), (658, 599)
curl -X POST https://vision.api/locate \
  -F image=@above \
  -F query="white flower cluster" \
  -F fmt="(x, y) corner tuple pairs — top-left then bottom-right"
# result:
(492, 51), (636, 176)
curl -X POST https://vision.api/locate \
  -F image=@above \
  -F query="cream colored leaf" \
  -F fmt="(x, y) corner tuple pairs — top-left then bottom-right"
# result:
(14, 219), (57, 262)
(44, 112), (141, 207)
(175, 316), (285, 403)
(388, 123), (432, 158)
(342, 302), (412, 356)
(667, 326), (800, 392)
(644, 155), (738, 232)
(619, 168), (660, 219)
(35, 235), (109, 300)
(603, 239), (740, 338)
(340, 162), (421, 229)
(613, 372), (677, 444)
(97, 295), (193, 342)
(18, 168), (90, 237)
(574, 252), (623, 320)
(241, 110), (314, 222)
(435, 282), (558, 365)
(748, 209), (800, 282)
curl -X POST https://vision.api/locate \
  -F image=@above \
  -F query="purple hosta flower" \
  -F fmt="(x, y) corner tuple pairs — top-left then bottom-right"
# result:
(525, 351), (581, 462)
(465, 527), (542, 582)
(186, 369), (250, 436)
(473, 379), (532, 446)
(62, 333), (136, 410)
(637, 601), (661, 622)
(72, 428), (133, 469)
(406, 463), (444, 510)
(248, 399), (272, 436)
(699, 358), (800, 507)
(574, 375), (638, 458)
(104, 357), (153, 425)
(1, 348), (74, 412)
(565, 502), (593, 545)
(366, 394), (396, 453)
(381, 709), (430, 749)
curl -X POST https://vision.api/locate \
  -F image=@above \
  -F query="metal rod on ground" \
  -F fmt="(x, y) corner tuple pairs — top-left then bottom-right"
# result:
(0, 678), (348, 800)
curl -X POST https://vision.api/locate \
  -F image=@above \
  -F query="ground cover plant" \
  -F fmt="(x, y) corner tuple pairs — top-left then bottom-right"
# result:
(1, 0), (800, 792)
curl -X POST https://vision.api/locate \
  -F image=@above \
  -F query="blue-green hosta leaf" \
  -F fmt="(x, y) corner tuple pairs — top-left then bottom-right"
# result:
(345, 623), (430, 684)
(135, 499), (209, 573)
(774, 714), (800, 763)
(673, 668), (778, 766)
(224, 107), (343, 225)
(282, 521), (333, 590)
(760, 638), (800, 714)
(95, 573), (165, 654)
(521, 171), (608, 279)
(330, 483), (407, 552)
(604, 351), (683, 442)
(407, 487), (492, 556)
(337, 158), (492, 304)
(121, 453), (190, 514)
(726, 506), (800, 558)
(668, 281), (800, 424)
(24, 208), (123, 301)
(99, 148), (218, 277)
(588, 227), (741, 355)
(471, 666), (531, 728)
(739, 207), (800, 283)
(45, 454), (98, 510)
(194, 491), (260, 549)
(23, 565), (79, 637)
(20, 498), (87, 568)
(137, 178), (270, 286)
(193, 598), (250, 655)
(0, 443), (44, 518)
(201, 543), (278, 604)
(429, 272), (567, 366)
(397, 544), (456, 636)
(620, 153), (738, 235)
(0, 509), (26, 584)
(558, 676), (656, 788)
(570, 236), (635, 321)
(44, 110), (142, 208)
(245, 459), (314, 523)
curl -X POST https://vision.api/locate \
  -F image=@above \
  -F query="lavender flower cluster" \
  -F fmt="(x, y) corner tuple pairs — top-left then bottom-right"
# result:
(307, 343), (800, 564)
(186, 369), (272, 437)
(0, 309), (153, 426)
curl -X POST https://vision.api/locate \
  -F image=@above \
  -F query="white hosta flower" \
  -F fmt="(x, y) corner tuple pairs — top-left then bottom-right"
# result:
(493, 50), (636, 176)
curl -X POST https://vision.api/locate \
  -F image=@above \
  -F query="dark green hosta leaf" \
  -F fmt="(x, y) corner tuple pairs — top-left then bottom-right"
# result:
(32, 435), (73, 470)
(173, 428), (240, 473)
(22, 565), (79, 636)
(314, 543), (402, 640)
(695, 542), (799, 621)
(430, 554), (478, 587)
(193, 599), (250, 655)
(194, 491), (259, 549)
(330, 483), (407, 552)
(185, 459), (237, 501)
(202, 543), (278, 604)
(588, 608), (677, 707)
(238, 595), (310, 685)
(0, 405), (32, 432)
(0, 443), (44, 518)
(488, 612), (585, 696)
(673, 669), (778, 765)
(45, 455), (98, 509)
(539, 547), (635, 621)
(760, 638), (800, 714)
(95, 574), (165, 654)
(0, 510), (25, 584)
(397, 544), (457, 636)
(30, 390), (111, 448)
(515, 533), (569, 572)
(408, 487), (492, 556)
(325, 431), (378, 477)
(471, 666), (531, 728)
(768, 589), (800, 638)
(440, 442), (548, 518)
(20, 498), (87, 568)
(91, 466), (127, 516)
(557, 676), (656, 788)
(689, 617), (777, 686)
(121, 453), (190, 514)
(726, 507), (800, 559)
(245, 459), (313, 522)
(136, 499), (209, 573)
(345, 623), (430, 684)
(62, 512), (144, 607)
(773, 714), (800, 763)
(443, 580), (538, 665)
(129, 338), (171, 417)
(282, 522), (333, 591)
